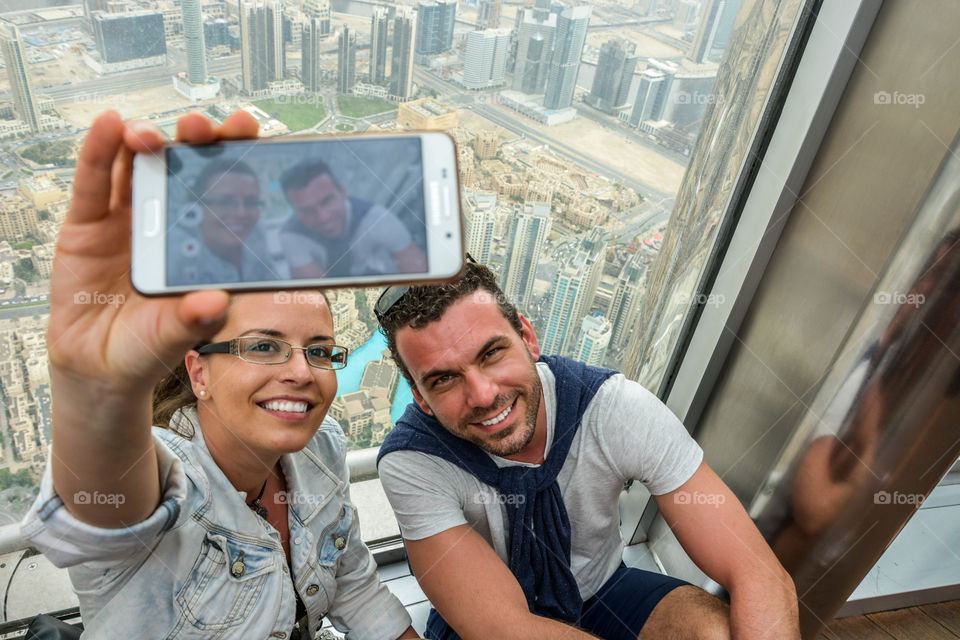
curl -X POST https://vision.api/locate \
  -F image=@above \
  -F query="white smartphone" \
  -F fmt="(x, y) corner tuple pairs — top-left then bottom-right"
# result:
(131, 131), (463, 295)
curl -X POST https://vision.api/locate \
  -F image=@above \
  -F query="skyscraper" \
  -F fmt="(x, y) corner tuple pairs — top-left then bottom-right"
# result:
(462, 191), (497, 265)
(575, 314), (612, 366)
(415, 0), (456, 55)
(337, 26), (356, 94)
(502, 201), (551, 311)
(370, 7), (389, 85)
(0, 21), (40, 133)
(477, 0), (501, 30)
(511, 0), (556, 94)
(543, 4), (591, 110)
(585, 38), (637, 114)
(628, 67), (665, 125)
(462, 28), (511, 90)
(301, 0), (330, 91)
(239, 0), (285, 93)
(180, 0), (207, 84)
(390, 7), (416, 99)
(609, 252), (647, 350)
(542, 228), (607, 356)
(689, 0), (725, 64)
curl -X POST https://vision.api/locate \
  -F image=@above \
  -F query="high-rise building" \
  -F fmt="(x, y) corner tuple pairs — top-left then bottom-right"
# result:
(300, 0), (330, 91)
(609, 253), (647, 350)
(91, 10), (167, 70)
(711, 0), (742, 54)
(575, 313), (612, 366)
(541, 228), (607, 356)
(689, 0), (725, 64)
(370, 7), (389, 85)
(585, 38), (637, 114)
(502, 201), (551, 310)
(390, 7), (416, 99)
(462, 190), (497, 265)
(511, 0), (556, 94)
(628, 68), (664, 125)
(180, 0), (207, 83)
(543, 4), (591, 110)
(337, 26), (356, 94)
(0, 22), (40, 133)
(473, 129), (499, 159)
(239, 0), (285, 93)
(462, 28), (511, 90)
(477, 0), (501, 30)
(415, 0), (456, 55)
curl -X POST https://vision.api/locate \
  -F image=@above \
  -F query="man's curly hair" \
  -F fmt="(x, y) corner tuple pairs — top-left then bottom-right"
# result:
(378, 262), (523, 389)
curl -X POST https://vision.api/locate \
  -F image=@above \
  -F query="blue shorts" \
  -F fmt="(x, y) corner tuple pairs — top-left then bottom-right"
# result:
(579, 564), (690, 640)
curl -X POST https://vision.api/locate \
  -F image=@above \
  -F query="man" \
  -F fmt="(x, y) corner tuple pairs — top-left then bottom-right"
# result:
(375, 262), (800, 640)
(279, 160), (427, 278)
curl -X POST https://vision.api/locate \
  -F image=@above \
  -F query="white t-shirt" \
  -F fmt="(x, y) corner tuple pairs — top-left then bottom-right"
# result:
(378, 363), (704, 599)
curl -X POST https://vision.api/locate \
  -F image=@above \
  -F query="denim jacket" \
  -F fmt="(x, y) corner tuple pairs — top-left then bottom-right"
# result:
(21, 407), (410, 639)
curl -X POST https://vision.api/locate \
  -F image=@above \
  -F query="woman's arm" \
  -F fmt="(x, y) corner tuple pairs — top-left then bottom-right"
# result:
(47, 111), (256, 528)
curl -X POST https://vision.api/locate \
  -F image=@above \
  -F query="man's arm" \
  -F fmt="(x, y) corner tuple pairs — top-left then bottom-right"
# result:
(405, 525), (598, 640)
(654, 462), (800, 640)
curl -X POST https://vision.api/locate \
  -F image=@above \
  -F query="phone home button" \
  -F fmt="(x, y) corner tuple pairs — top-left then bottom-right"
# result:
(143, 199), (162, 237)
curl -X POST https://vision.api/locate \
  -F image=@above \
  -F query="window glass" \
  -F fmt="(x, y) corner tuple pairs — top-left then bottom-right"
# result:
(0, 0), (805, 538)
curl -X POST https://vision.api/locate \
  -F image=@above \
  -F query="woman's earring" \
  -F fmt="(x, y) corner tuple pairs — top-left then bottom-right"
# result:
(198, 389), (208, 399)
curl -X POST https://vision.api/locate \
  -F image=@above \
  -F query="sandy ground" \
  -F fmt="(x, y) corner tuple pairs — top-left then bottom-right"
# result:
(585, 29), (684, 59)
(58, 85), (195, 128)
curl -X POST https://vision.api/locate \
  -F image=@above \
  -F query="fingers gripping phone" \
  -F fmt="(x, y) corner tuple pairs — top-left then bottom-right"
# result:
(131, 132), (463, 294)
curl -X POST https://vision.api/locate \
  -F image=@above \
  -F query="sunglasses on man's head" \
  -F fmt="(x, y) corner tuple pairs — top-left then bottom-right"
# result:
(373, 254), (476, 323)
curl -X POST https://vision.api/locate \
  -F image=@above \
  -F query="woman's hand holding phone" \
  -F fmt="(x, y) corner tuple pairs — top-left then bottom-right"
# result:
(47, 110), (257, 527)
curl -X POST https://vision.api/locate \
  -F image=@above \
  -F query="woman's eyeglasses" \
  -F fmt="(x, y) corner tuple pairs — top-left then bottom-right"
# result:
(197, 337), (349, 370)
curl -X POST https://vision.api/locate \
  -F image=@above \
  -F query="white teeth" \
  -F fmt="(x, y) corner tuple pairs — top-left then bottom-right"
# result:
(480, 403), (512, 426)
(262, 400), (309, 413)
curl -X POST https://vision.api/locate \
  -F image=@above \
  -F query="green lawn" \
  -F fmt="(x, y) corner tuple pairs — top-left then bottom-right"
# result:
(335, 123), (354, 132)
(254, 97), (327, 131)
(336, 95), (394, 118)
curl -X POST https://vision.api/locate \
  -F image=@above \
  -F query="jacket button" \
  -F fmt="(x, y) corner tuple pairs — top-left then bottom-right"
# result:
(334, 536), (346, 550)
(306, 584), (320, 596)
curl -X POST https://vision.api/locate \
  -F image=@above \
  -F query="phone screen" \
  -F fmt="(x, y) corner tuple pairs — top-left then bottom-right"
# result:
(164, 136), (429, 288)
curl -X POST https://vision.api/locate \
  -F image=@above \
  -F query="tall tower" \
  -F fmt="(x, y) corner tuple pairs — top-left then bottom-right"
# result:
(502, 201), (551, 311)
(575, 314), (612, 366)
(585, 38), (637, 114)
(628, 68), (664, 126)
(462, 28), (511, 90)
(300, 0), (330, 92)
(462, 191), (497, 265)
(370, 7), (389, 85)
(239, 0), (285, 94)
(180, 0), (207, 83)
(390, 7), (416, 99)
(337, 26), (356, 94)
(511, 2), (555, 94)
(609, 252), (647, 350)
(543, 4), (591, 110)
(0, 21), (40, 133)
(415, 0), (456, 55)
(688, 0), (725, 64)
(477, 0), (501, 30)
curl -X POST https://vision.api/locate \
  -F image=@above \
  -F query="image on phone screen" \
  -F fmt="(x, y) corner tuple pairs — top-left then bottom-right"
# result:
(164, 137), (429, 288)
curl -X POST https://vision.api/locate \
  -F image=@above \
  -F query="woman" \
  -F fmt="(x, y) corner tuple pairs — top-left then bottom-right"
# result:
(20, 111), (419, 639)
(168, 158), (278, 287)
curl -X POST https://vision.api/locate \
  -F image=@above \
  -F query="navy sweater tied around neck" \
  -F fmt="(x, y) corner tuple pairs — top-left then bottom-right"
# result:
(377, 355), (616, 640)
